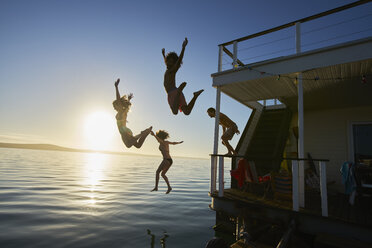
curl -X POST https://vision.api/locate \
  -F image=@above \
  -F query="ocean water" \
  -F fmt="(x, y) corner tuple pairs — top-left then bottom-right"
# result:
(0, 148), (216, 248)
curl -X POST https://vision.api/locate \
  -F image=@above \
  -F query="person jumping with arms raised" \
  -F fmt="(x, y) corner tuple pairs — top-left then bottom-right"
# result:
(162, 37), (204, 115)
(113, 78), (152, 149)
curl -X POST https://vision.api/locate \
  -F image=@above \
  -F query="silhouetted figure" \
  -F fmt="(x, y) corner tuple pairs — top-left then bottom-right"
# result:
(147, 229), (155, 248)
(150, 130), (183, 194)
(113, 78), (152, 148)
(147, 229), (169, 248)
(162, 37), (204, 115)
(207, 108), (240, 155)
(160, 231), (169, 248)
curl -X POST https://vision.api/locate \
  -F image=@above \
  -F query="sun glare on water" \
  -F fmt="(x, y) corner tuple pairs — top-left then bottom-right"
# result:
(84, 111), (116, 151)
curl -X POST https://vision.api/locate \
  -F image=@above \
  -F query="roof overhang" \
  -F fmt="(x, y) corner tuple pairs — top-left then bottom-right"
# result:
(211, 37), (372, 110)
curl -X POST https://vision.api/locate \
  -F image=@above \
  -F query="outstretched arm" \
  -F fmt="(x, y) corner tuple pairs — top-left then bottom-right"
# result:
(174, 38), (188, 70)
(150, 131), (165, 144)
(168, 141), (183, 145)
(115, 78), (121, 101)
(162, 48), (166, 60)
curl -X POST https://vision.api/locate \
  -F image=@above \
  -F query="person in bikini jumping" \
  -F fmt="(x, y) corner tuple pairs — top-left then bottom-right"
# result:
(113, 78), (152, 148)
(150, 130), (183, 194)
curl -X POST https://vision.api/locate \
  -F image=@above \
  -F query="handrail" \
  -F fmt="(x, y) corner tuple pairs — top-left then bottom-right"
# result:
(219, 0), (371, 46)
(210, 154), (329, 162)
(210, 154), (329, 216)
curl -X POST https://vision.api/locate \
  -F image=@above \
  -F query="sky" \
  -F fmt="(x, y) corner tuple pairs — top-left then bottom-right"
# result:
(0, 0), (371, 158)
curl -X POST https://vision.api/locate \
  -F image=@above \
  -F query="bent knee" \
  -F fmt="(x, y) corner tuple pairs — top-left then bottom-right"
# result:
(172, 108), (179, 115)
(182, 108), (190, 115)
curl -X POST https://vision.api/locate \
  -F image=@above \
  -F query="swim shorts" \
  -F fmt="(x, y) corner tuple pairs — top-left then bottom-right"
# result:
(221, 125), (238, 140)
(167, 88), (187, 112)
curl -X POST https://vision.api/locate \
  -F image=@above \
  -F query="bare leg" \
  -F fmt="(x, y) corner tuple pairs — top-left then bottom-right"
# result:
(151, 160), (166, 191)
(181, 89), (204, 115)
(161, 162), (172, 194)
(151, 169), (161, 192)
(133, 126), (152, 148)
(222, 139), (236, 155)
(171, 82), (187, 115)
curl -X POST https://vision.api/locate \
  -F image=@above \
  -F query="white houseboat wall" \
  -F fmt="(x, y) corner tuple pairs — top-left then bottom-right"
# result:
(209, 1), (372, 246)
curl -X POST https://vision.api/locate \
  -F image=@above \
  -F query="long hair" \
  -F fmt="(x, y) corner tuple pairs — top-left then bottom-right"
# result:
(113, 93), (133, 111)
(156, 130), (169, 140)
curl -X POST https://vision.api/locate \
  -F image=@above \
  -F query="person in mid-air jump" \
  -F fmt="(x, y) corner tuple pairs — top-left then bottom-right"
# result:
(113, 78), (152, 148)
(150, 130), (183, 194)
(162, 37), (204, 115)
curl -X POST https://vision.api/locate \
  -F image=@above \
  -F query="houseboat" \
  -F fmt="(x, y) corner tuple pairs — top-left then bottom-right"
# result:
(208, 1), (372, 247)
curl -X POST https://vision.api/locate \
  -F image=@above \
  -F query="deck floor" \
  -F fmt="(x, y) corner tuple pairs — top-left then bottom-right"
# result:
(216, 188), (372, 228)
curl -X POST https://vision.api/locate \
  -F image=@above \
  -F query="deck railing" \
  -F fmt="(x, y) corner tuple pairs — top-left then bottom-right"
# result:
(217, 0), (372, 72)
(210, 155), (330, 217)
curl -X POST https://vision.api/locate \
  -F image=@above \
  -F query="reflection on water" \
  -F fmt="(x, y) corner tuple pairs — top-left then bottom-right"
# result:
(147, 229), (169, 248)
(82, 153), (107, 206)
(147, 229), (155, 248)
(0, 148), (215, 247)
(160, 231), (169, 248)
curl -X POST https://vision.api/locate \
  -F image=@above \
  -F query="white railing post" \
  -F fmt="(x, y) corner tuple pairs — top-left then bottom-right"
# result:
(296, 22), (305, 208)
(295, 22), (301, 53)
(319, 161), (328, 217)
(211, 86), (221, 194)
(210, 156), (217, 193)
(233, 41), (238, 69)
(292, 160), (299, 212)
(298, 73), (305, 208)
(218, 156), (224, 197)
(218, 45), (223, 72)
(211, 45), (223, 194)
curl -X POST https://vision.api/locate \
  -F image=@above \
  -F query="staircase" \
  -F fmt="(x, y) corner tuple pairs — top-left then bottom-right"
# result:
(243, 107), (292, 175)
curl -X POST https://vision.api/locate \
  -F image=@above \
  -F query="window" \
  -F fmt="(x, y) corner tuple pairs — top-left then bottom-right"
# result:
(353, 123), (372, 163)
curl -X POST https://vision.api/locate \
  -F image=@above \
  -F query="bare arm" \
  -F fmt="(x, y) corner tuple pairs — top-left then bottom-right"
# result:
(168, 141), (183, 145)
(115, 78), (120, 101)
(150, 131), (165, 144)
(162, 48), (166, 60)
(171, 38), (188, 72)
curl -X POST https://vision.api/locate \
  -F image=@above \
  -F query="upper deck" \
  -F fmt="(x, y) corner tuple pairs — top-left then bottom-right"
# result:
(211, 0), (372, 111)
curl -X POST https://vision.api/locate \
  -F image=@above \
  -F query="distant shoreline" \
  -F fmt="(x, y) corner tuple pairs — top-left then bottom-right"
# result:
(0, 142), (207, 160)
(0, 142), (144, 157)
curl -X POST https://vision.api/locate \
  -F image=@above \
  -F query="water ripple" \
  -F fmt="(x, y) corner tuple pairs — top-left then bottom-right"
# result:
(0, 148), (215, 247)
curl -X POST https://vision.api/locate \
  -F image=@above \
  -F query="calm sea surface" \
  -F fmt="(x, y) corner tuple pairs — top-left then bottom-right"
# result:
(0, 148), (216, 248)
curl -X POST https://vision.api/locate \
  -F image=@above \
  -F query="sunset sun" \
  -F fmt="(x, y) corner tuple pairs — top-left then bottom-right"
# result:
(84, 111), (116, 151)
